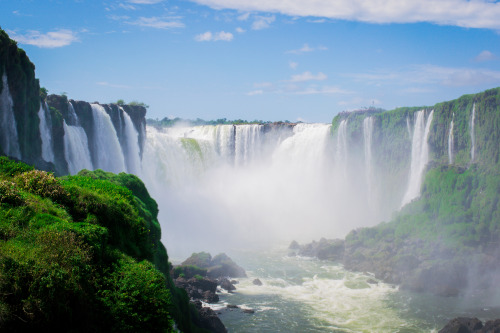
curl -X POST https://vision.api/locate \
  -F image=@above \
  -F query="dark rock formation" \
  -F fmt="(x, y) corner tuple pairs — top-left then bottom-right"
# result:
(192, 300), (227, 333)
(437, 317), (500, 333)
(174, 276), (219, 303)
(253, 278), (263, 286)
(217, 277), (236, 292)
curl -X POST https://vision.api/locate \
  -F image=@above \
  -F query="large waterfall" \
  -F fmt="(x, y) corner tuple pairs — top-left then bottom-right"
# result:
(64, 122), (93, 175)
(401, 110), (434, 207)
(0, 73), (21, 159)
(363, 117), (374, 206)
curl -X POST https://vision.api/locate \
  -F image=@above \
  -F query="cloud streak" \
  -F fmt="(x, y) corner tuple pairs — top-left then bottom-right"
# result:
(189, 0), (500, 30)
(126, 16), (185, 29)
(8, 29), (79, 48)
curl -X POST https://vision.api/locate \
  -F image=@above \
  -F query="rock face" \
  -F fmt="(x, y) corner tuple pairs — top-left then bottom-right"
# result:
(439, 317), (500, 333)
(174, 277), (219, 303)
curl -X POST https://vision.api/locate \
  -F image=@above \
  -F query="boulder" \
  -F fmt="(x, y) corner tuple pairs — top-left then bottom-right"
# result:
(439, 317), (483, 333)
(253, 278), (263, 286)
(218, 277), (236, 292)
(192, 301), (227, 333)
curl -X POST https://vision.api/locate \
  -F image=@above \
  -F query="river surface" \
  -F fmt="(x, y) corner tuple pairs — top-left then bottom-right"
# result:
(201, 248), (500, 333)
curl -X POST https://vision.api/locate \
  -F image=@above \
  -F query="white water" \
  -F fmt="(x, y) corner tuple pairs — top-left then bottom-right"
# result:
(363, 117), (374, 206)
(406, 115), (412, 139)
(470, 104), (476, 163)
(63, 121), (93, 175)
(67, 101), (79, 126)
(90, 104), (126, 173)
(336, 120), (348, 174)
(235, 124), (262, 166)
(0, 73), (21, 159)
(401, 110), (434, 207)
(38, 102), (55, 163)
(121, 109), (142, 175)
(448, 114), (454, 165)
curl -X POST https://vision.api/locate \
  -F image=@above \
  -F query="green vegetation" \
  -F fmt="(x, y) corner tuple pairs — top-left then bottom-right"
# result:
(0, 157), (207, 332)
(147, 116), (298, 127)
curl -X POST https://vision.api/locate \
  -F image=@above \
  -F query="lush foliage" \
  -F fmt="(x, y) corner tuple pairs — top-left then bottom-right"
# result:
(0, 158), (206, 332)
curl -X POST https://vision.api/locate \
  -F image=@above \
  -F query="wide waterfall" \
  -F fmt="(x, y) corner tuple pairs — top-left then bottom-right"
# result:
(0, 73), (21, 159)
(401, 110), (434, 207)
(90, 104), (126, 174)
(38, 101), (55, 163)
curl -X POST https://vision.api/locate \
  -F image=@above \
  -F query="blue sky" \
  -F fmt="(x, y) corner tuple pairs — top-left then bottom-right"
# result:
(1, 0), (500, 122)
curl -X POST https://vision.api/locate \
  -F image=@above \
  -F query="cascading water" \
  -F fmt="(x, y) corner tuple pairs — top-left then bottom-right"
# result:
(121, 108), (142, 175)
(470, 104), (476, 163)
(401, 110), (434, 207)
(67, 101), (79, 126)
(90, 104), (126, 173)
(38, 101), (55, 163)
(63, 121), (93, 175)
(406, 115), (412, 139)
(363, 117), (374, 205)
(0, 73), (21, 159)
(336, 119), (348, 174)
(215, 125), (235, 163)
(235, 124), (262, 166)
(448, 113), (454, 165)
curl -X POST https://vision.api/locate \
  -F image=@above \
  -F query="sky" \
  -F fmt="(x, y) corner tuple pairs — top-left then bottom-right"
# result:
(1, 0), (500, 123)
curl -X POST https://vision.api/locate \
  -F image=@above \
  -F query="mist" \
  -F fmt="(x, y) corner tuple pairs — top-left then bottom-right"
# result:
(139, 122), (407, 259)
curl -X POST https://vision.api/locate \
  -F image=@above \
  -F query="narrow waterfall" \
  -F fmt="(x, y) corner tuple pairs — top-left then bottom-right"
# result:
(406, 115), (412, 139)
(38, 101), (55, 163)
(67, 101), (79, 126)
(121, 108), (141, 175)
(470, 104), (476, 163)
(235, 124), (262, 166)
(448, 113), (454, 165)
(363, 117), (374, 204)
(336, 120), (348, 172)
(0, 73), (21, 159)
(90, 104), (126, 173)
(401, 110), (434, 207)
(63, 121), (93, 175)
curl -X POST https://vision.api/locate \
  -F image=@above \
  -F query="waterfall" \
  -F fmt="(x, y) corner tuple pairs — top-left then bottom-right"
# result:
(90, 104), (126, 173)
(406, 115), (412, 139)
(235, 124), (262, 166)
(121, 108), (142, 175)
(67, 101), (79, 126)
(0, 73), (21, 159)
(38, 101), (55, 163)
(448, 113), (454, 165)
(401, 110), (434, 207)
(336, 120), (348, 172)
(470, 104), (476, 163)
(363, 117), (374, 204)
(63, 121), (93, 175)
(215, 125), (235, 163)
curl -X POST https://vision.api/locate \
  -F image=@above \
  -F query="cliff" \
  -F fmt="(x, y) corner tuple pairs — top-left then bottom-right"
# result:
(329, 88), (500, 296)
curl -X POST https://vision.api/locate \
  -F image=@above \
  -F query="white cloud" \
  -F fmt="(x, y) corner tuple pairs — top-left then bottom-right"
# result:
(290, 71), (327, 82)
(236, 27), (246, 33)
(9, 29), (79, 48)
(289, 61), (298, 69)
(189, 0), (500, 30)
(127, 16), (185, 29)
(195, 31), (234, 41)
(286, 43), (327, 54)
(238, 12), (250, 21)
(474, 50), (497, 62)
(252, 15), (275, 30)
(119, 3), (136, 10)
(294, 85), (351, 95)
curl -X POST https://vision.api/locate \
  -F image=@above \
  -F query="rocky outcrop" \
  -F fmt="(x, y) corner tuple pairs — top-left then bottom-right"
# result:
(174, 276), (219, 303)
(181, 252), (247, 278)
(439, 317), (500, 333)
(289, 238), (345, 261)
(191, 300), (227, 333)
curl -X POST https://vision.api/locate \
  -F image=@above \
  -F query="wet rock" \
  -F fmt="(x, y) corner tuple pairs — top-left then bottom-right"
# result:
(439, 317), (483, 333)
(253, 278), (263, 286)
(192, 300), (227, 333)
(218, 277), (236, 292)
(202, 290), (219, 303)
(226, 304), (239, 309)
(243, 309), (255, 314)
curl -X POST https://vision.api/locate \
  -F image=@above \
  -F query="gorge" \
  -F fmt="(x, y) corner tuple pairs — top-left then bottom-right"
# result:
(1, 27), (500, 332)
